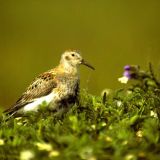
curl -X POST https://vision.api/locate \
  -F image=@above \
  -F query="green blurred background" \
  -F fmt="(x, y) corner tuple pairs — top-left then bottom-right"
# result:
(0, 0), (160, 108)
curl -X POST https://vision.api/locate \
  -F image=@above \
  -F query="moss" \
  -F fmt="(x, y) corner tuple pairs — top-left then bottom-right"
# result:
(0, 65), (160, 160)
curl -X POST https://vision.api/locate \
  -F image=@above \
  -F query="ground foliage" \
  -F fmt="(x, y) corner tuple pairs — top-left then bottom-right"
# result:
(0, 64), (160, 160)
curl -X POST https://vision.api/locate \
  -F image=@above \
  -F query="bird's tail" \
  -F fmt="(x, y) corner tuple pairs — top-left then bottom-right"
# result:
(2, 111), (17, 123)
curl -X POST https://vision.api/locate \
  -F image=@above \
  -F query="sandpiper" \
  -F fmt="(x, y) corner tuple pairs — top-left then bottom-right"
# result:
(4, 50), (95, 117)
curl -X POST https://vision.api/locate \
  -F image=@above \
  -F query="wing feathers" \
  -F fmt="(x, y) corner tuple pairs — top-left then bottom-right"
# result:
(4, 72), (57, 115)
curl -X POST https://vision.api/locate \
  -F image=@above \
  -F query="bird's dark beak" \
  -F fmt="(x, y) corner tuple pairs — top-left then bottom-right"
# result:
(81, 59), (95, 70)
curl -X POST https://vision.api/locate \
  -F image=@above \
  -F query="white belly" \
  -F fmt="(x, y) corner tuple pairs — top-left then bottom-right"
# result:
(22, 92), (57, 113)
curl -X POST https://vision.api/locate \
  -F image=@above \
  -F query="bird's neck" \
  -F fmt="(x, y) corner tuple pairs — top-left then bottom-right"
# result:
(57, 63), (79, 76)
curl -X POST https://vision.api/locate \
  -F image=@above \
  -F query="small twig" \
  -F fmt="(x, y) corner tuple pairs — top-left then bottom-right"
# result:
(102, 92), (107, 104)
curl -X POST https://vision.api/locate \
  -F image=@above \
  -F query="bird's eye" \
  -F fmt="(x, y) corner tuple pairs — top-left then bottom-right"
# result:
(71, 54), (75, 57)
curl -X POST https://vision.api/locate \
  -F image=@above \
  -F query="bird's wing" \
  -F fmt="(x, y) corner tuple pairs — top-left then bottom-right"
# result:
(4, 72), (57, 115)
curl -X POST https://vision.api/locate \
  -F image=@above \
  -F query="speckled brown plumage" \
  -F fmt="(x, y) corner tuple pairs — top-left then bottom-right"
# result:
(4, 72), (57, 115)
(4, 50), (94, 117)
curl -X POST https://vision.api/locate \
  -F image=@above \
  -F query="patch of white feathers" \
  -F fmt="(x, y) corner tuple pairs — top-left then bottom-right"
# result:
(23, 92), (57, 112)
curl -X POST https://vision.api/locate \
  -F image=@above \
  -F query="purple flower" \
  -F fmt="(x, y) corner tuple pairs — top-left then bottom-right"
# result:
(119, 65), (140, 83)
(124, 65), (131, 71)
(123, 71), (132, 79)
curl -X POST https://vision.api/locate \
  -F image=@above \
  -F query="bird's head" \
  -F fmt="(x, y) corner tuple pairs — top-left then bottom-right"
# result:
(60, 50), (95, 71)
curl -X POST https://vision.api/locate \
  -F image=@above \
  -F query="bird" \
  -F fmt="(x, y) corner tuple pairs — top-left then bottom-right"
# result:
(4, 50), (95, 118)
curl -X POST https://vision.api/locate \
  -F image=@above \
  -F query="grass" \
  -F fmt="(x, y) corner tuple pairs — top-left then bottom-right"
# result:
(0, 64), (160, 160)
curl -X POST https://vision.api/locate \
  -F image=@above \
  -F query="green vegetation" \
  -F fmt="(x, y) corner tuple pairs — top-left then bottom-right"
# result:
(0, 65), (160, 160)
